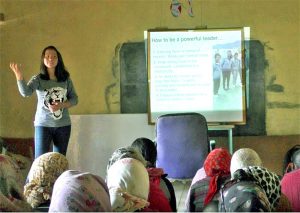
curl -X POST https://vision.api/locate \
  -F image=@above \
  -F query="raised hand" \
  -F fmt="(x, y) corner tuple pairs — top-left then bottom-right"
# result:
(9, 63), (24, 80)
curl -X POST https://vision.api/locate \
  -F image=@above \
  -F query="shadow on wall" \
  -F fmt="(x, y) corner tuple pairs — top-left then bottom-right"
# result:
(105, 43), (122, 113)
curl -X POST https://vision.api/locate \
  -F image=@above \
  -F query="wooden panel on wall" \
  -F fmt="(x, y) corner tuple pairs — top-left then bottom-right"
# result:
(120, 42), (148, 113)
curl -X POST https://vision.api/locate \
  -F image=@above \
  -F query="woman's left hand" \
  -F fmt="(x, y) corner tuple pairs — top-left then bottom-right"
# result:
(48, 102), (64, 112)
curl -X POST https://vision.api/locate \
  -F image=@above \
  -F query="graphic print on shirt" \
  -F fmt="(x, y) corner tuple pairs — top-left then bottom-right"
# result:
(43, 87), (67, 120)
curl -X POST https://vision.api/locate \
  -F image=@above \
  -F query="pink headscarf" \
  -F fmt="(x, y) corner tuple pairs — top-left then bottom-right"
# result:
(49, 170), (112, 212)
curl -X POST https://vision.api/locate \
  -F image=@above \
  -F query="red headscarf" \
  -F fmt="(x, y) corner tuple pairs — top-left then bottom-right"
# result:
(203, 148), (231, 205)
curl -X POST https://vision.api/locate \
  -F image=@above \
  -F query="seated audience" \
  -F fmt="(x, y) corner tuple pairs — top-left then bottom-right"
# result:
(131, 137), (177, 211)
(107, 146), (147, 171)
(230, 148), (262, 176)
(0, 154), (32, 211)
(186, 148), (231, 212)
(107, 147), (172, 212)
(281, 163), (300, 211)
(185, 167), (206, 209)
(49, 170), (112, 212)
(106, 157), (150, 211)
(24, 152), (68, 209)
(233, 166), (291, 211)
(192, 147), (263, 211)
(220, 171), (272, 212)
(229, 148), (293, 211)
(282, 144), (300, 174)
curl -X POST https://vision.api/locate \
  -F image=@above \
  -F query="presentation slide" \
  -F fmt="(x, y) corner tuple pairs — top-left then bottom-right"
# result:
(147, 29), (246, 124)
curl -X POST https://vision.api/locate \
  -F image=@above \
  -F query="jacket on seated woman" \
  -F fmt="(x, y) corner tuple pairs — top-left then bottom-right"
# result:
(131, 137), (177, 211)
(186, 148), (231, 212)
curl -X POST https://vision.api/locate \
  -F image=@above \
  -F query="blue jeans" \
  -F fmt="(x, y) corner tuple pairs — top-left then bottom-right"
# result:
(34, 125), (71, 159)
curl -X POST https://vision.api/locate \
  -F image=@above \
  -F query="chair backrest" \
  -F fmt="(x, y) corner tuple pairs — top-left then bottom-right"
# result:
(155, 113), (209, 179)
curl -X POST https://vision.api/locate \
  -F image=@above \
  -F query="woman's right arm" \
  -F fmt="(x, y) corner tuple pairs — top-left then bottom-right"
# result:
(9, 63), (37, 97)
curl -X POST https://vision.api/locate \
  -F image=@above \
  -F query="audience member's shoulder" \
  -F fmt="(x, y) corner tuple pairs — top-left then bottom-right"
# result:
(283, 168), (300, 178)
(192, 176), (211, 188)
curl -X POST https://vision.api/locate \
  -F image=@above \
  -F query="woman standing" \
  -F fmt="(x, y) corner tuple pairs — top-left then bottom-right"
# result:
(9, 46), (78, 159)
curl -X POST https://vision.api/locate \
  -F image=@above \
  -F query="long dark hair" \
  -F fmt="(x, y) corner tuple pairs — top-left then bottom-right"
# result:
(131, 137), (157, 168)
(39, 45), (70, 82)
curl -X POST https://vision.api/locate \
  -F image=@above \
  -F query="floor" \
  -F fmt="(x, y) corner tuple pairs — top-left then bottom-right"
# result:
(172, 180), (192, 212)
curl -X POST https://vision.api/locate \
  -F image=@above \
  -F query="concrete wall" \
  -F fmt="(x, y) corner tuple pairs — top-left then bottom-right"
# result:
(1, 0), (299, 137)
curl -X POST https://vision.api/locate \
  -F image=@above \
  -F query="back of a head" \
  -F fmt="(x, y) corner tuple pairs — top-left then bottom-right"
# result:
(24, 152), (69, 208)
(49, 170), (112, 212)
(204, 148), (231, 177)
(283, 145), (300, 174)
(107, 146), (146, 172)
(292, 149), (300, 168)
(131, 137), (157, 168)
(202, 148), (231, 207)
(232, 166), (281, 211)
(230, 148), (262, 176)
(106, 158), (150, 212)
(219, 179), (271, 212)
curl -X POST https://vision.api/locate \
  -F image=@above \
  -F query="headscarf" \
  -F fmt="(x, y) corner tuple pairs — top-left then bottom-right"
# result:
(203, 148), (231, 205)
(49, 170), (112, 212)
(24, 152), (68, 208)
(106, 146), (147, 172)
(0, 154), (32, 211)
(219, 179), (271, 212)
(233, 166), (281, 211)
(106, 158), (150, 212)
(230, 148), (262, 176)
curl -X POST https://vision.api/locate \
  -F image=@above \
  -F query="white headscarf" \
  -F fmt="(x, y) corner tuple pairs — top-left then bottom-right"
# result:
(106, 158), (150, 212)
(230, 148), (262, 176)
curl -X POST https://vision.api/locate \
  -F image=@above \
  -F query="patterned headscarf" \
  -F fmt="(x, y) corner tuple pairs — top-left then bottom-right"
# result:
(24, 152), (68, 208)
(233, 166), (281, 211)
(203, 148), (231, 205)
(219, 180), (272, 212)
(230, 148), (262, 176)
(106, 158), (150, 212)
(0, 154), (32, 211)
(49, 170), (112, 212)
